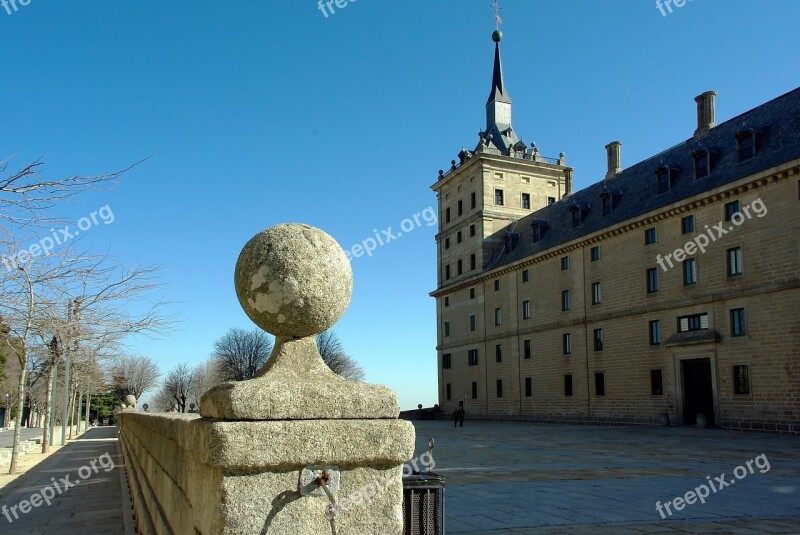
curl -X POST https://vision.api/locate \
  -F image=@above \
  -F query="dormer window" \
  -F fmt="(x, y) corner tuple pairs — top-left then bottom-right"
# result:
(736, 128), (756, 162)
(600, 188), (622, 216)
(693, 150), (710, 179)
(655, 164), (675, 195)
(531, 220), (549, 243)
(570, 203), (590, 228)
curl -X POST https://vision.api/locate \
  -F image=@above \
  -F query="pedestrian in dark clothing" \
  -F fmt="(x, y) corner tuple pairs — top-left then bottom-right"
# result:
(457, 407), (465, 427)
(453, 409), (459, 427)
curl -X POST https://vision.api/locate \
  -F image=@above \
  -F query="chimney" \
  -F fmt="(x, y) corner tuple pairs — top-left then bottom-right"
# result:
(694, 91), (717, 138)
(605, 141), (622, 180)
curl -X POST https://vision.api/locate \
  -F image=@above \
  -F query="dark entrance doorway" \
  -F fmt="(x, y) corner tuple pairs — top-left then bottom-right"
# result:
(682, 358), (715, 426)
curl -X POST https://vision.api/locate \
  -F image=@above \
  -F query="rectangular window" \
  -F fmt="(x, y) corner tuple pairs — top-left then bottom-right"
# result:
(494, 279), (500, 291)
(562, 290), (570, 311)
(446, 383), (451, 400)
(532, 225), (543, 243)
(468, 349), (478, 366)
(457, 259), (463, 275)
(445, 237), (450, 249)
(444, 297), (449, 307)
(725, 200), (741, 221)
(649, 320), (661, 346)
(445, 265), (451, 280)
(564, 375), (573, 397)
(694, 151), (710, 179)
(522, 193), (531, 209)
(458, 200), (463, 216)
(678, 313), (709, 332)
(595, 372), (605, 396)
(495, 344), (502, 362)
(592, 282), (602, 305)
(470, 254), (476, 271)
(730, 308), (746, 337)
(445, 207), (451, 223)
(442, 353), (451, 369)
(601, 195), (612, 216)
(495, 189), (504, 206)
(469, 287), (475, 299)
(496, 379), (503, 398)
(469, 314), (476, 332)
(563, 333), (572, 355)
(472, 381), (478, 399)
(471, 192), (476, 209)
(525, 377), (532, 397)
(657, 169), (671, 195)
(523, 339), (531, 359)
(737, 131), (756, 162)
(457, 231), (462, 244)
(590, 246), (601, 261)
(645, 227), (657, 245)
(647, 268), (659, 294)
(651, 369), (663, 395)
(683, 258), (697, 286)
(561, 256), (570, 270)
(494, 307), (501, 326)
(593, 328), (603, 351)
(470, 224), (476, 237)
(727, 247), (743, 276)
(522, 300), (530, 320)
(681, 215), (695, 234)
(547, 196), (556, 205)
(522, 270), (529, 283)
(733, 365), (750, 394)
(571, 209), (582, 228)
(444, 321), (450, 337)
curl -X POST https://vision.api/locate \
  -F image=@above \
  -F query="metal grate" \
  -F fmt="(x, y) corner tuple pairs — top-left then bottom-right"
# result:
(403, 474), (445, 535)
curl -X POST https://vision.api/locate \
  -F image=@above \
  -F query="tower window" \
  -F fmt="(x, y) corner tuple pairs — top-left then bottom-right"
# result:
(547, 196), (556, 205)
(442, 353), (451, 369)
(470, 254), (476, 271)
(494, 307), (501, 326)
(445, 265), (451, 280)
(592, 282), (602, 305)
(446, 207), (451, 223)
(523, 339), (531, 359)
(647, 268), (659, 294)
(445, 237), (450, 249)
(457, 231), (462, 244)
(458, 200), (463, 216)
(564, 375), (573, 397)
(470, 224), (476, 237)
(457, 259), (463, 275)
(593, 328), (603, 351)
(525, 377), (532, 397)
(563, 333), (572, 355)
(495, 189), (504, 206)
(469, 314), (476, 332)
(562, 290), (570, 311)
(468, 349), (478, 366)
(444, 321), (450, 337)
(495, 344), (502, 362)
(522, 193), (531, 209)
(522, 300), (530, 320)
(471, 191), (476, 209)
(681, 215), (695, 234)
(649, 320), (661, 345)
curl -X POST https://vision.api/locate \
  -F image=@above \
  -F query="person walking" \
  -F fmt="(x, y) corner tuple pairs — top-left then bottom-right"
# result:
(457, 407), (465, 427)
(452, 409), (459, 427)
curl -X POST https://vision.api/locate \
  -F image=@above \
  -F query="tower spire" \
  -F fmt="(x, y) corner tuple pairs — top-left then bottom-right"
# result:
(484, 1), (518, 153)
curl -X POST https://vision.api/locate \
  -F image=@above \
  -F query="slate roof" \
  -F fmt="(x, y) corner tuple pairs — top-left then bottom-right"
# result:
(489, 87), (800, 271)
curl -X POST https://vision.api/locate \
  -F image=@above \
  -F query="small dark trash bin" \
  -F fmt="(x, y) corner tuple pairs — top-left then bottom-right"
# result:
(402, 473), (445, 535)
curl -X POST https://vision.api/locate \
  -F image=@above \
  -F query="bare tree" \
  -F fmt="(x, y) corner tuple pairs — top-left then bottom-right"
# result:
(191, 358), (223, 410)
(163, 363), (195, 413)
(211, 328), (273, 382)
(316, 330), (365, 382)
(110, 354), (161, 399)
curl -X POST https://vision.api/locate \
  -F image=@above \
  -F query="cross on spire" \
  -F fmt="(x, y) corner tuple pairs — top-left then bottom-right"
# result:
(490, 1), (503, 30)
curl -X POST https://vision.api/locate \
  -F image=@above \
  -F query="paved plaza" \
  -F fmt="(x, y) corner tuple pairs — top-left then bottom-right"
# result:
(411, 421), (800, 534)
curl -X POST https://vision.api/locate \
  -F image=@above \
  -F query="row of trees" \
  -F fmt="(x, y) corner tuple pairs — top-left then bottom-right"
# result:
(0, 156), (174, 473)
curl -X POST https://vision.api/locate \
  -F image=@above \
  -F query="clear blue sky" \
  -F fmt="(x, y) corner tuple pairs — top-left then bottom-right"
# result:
(2, 1), (799, 410)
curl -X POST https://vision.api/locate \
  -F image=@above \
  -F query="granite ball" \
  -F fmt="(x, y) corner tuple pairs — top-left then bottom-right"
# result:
(235, 224), (352, 338)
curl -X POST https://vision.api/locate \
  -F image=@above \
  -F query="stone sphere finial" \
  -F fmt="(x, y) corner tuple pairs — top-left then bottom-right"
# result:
(235, 224), (352, 338)
(124, 395), (137, 408)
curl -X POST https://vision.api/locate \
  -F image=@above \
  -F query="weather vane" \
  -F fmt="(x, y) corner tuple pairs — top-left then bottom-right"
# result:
(490, 1), (503, 30)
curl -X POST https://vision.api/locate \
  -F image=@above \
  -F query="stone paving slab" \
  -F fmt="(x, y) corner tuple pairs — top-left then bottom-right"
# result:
(0, 427), (132, 535)
(410, 421), (800, 534)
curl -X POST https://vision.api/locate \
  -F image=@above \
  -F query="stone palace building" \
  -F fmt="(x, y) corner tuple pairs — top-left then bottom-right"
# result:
(431, 29), (800, 432)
